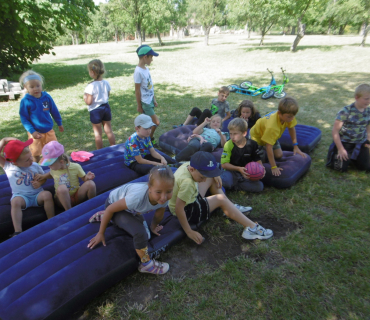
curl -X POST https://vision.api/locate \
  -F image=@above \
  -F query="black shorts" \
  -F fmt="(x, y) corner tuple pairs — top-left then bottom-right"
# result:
(184, 194), (210, 224)
(89, 103), (112, 124)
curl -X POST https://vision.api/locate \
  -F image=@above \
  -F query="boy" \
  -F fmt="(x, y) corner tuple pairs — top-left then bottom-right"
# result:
(134, 45), (159, 145)
(124, 114), (174, 175)
(0, 137), (55, 237)
(168, 151), (273, 244)
(221, 118), (264, 193)
(327, 84), (370, 172)
(173, 86), (231, 128)
(250, 97), (306, 177)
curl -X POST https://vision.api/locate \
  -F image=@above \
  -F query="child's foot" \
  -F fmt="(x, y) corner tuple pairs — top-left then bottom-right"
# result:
(138, 259), (169, 275)
(242, 224), (273, 240)
(89, 210), (104, 223)
(173, 124), (183, 129)
(9, 232), (21, 238)
(234, 203), (252, 213)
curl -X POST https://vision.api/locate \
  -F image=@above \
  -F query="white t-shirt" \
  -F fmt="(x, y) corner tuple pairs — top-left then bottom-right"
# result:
(84, 80), (111, 112)
(4, 161), (44, 196)
(108, 182), (168, 215)
(134, 66), (154, 104)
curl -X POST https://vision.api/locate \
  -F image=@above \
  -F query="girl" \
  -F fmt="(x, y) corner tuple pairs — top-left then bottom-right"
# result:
(19, 70), (64, 163)
(84, 59), (116, 150)
(175, 114), (228, 162)
(35, 141), (96, 211)
(235, 100), (261, 129)
(88, 166), (174, 275)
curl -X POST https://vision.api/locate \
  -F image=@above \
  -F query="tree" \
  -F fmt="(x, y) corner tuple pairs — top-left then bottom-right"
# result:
(0, 0), (96, 77)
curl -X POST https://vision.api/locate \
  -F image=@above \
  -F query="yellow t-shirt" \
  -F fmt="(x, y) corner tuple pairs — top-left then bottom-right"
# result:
(250, 111), (297, 146)
(50, 162), (86, 196)
(168, 162), (198, 215)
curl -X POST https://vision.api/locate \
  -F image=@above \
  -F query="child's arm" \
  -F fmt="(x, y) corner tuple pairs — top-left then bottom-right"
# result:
(216, 129), (227, 147)
(34, 171), (52, 181)
(222, 111), (231, 122)
(83, 93), (93, 105)
(153, 95), (158, 107)
(366, 124), (370, 148)
(193, 118), (210, 135)
(82, 171), (95, 182)
(175, 197), (204, 244)
(48, 95), (63, 132)
(19, 101), (40, 137)
(266, 143), (283, 176)
(332, 120), (348, 160)
(0, 137), (18, 168)
(135, 83), (144, 113)
(221, 162), (250, 179)
(151, 207), (165, 235)
(288, 127), (306, 158)
(88, 198), (128, 249)
(148, 148), (167, 165)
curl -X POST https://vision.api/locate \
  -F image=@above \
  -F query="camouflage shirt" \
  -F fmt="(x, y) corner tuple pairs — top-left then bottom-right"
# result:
(336, 103), (370, 143)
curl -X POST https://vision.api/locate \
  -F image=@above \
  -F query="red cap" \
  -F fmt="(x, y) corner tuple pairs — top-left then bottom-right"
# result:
(3, 139), (33, 162)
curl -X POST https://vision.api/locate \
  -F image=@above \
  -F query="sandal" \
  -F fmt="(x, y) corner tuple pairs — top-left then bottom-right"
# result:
(89, 210), (105, 223)
(9, 232), (21, 238)
(138, 259), (169, 275)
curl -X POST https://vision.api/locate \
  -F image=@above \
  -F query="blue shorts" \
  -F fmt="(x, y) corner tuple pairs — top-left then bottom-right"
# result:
(89, 103), (112, 124)
(11, 191), (42, 210)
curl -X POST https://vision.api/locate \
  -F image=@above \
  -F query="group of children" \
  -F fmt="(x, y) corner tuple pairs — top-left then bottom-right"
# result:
(1, 43), (370, 274)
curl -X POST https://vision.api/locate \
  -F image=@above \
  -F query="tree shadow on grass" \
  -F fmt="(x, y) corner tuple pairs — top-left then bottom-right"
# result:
(31, 62), (136, 91)
(242, 44), (346, 53)
(59, 53), (110, 62)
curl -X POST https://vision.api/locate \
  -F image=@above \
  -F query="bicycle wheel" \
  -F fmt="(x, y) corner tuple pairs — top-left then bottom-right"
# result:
(240, 81), (252, 89)
(261, 90), (274, 99)
(274, 91), (286, 99)
(228, 84), (238, 93)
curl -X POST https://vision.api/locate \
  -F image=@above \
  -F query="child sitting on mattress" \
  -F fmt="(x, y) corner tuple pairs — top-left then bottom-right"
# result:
(88, 165), (174, 275)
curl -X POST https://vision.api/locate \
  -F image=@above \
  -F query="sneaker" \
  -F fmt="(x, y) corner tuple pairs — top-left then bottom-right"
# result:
(173, 124), (183, 129)
(234, 203), (252, 213)
(89, 210), (104, 223)
(242, 224), (273, 240)
(138, 259), (169, 275)
(9, 232), (22, 238)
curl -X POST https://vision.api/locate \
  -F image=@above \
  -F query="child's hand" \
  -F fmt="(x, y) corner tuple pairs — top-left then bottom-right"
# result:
(204, 117), (211, 124)
(32, 131), (42, 139)
(293, 146), (307, 158)
(58, 125), (64, 133)
(160, 156), (167, 165)
(337, 148), (349, 161)
(88, 233), (106, 249)
(85, 171), (95, 180)
(215, 128), (221, 134)
(213, 176), (222, 189)
(31, 180), (42, 189)
(150, 224), (163, 236)
(34, 173), (45, 181)
(187, 134), (195, 143)
(271, 167), (283, 176)
(153, 101), (158, 107)
(137, 105), (144, 114)
(186, 230), (204, 245)
(239, 167), (250, 180)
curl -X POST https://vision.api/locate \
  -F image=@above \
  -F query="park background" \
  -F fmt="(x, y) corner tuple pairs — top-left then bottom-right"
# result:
(1, 0), (370, 319)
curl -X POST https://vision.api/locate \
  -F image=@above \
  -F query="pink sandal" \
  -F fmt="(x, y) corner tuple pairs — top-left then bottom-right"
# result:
(89, 210), (104, 223)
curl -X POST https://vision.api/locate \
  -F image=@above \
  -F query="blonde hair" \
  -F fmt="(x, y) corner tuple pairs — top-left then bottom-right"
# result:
(19, 70), (44, 90)
(236, 100), (258, 118)
(228, 118), (248, 132)
(148, 165), (175, 186)
(87, 59), (105, 80)
(355, 84), (370, 98)
(219, 86), (230, 95)
(278, 97), (299, 115)
(209, 114), (222, 129)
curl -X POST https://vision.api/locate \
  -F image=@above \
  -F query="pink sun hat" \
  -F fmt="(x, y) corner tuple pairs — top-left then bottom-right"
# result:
(40, 141), (64, 166)
(71, 151), (94, 162)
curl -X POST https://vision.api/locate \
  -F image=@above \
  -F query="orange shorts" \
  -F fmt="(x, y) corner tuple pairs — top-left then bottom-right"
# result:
(28, 129), (57, 157)
(70, 188), (80, 207)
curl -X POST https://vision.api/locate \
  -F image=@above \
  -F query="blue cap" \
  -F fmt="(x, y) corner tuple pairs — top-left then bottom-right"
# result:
(136, 45), (159, 57)
(190, 151), (222, 178)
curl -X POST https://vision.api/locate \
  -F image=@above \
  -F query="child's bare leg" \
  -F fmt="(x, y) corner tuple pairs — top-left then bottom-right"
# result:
(150, 115), (160, 139)
(274, 148), (283, 160)
(92, 123), (103, 149)
(11, 197), (25, 232)
(55, 185), (72, 211)
(37, 191), (55, 219)
(183, 115), (195, 126)
(77, 180), (96, 203)
(102, 121), (116, 146)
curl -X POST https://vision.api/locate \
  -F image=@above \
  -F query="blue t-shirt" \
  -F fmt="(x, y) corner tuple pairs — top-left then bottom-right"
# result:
(200, 127), (225, 148)
(123, 132), (153, 166)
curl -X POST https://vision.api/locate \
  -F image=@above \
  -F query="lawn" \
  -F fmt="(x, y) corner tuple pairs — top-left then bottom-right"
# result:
(1, 33), (370, 319)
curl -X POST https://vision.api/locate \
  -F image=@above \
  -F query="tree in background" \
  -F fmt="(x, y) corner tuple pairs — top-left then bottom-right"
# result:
(0, 0), (96, 77)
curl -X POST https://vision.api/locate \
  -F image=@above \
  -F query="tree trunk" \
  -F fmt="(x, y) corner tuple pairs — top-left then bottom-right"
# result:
(142, 29), (146, 42)
(338, 25), (346, 35)
(122, 32), (125, 42)
(360, 22), (367, 35)
(170, 24), (174, 37)
(290, 19), (305, 51)
(136, 25), (142, 46)
(327, 22), (332, 35)
(204, 26), (211, 45)
(70, 33), (74, 45)
(156, 29), (163, 46)
(74, 32), (79, 45)
(115, 30), (118, 43)
(360, 25), (369, 47)
(291, 26), (296, 35)
(259, 27), (266, 46)
(244, 22), (248, 34)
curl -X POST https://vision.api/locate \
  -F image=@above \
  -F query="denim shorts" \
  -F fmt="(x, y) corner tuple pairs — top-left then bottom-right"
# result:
(89, 103), (112, 124)
(11, 191), (42, 210)
(142, 100), (155, 116)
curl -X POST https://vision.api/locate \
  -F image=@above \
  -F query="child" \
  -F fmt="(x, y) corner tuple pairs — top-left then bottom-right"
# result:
(169, 151), (273, 244)
(234, 99), (261, 129)
(35, 141), (96, 211)
(173, 86), (231, 128)
(84, 59), (116, 150)
(88, 165), (174, 275)
(221, 118), (264, 193)
(0, 137), (55, 237)
(134, 45), (160, 145)
(19, 71), (64, 163)
(175, 114), (228, 162)
(327, 84), (370, 172)
(124, 114), (174, 176)
(250, 97), (306, 177)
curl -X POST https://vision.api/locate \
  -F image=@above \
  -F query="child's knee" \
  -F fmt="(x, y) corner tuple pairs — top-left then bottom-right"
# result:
(85, 180), (96, 190)
(274, 148), (283, 159)
(57, 184), (69, 195)
(39, 190), (53, 201)
(11, 196), (25, 208)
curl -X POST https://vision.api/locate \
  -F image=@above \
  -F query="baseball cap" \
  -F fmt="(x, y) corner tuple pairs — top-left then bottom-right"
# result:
(136, 45), (159, 57)
(134, 114), (156, 129)
(40, 141), (64, 166)
(3, 139), (33, 162)
(190, 151), (222, 178)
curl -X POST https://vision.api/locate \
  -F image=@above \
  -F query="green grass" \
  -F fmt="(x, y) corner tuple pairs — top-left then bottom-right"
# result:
(1, 34), (370, 319)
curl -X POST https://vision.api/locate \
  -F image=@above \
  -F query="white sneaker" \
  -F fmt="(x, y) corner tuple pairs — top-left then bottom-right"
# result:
(234, 203), (252, 213)
(242, 224), (273, 240)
